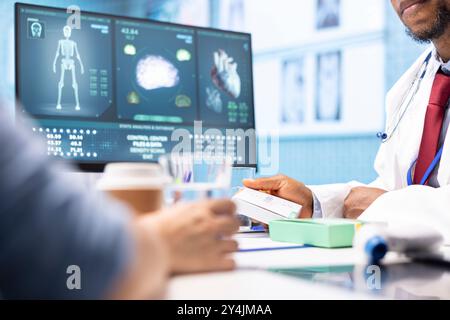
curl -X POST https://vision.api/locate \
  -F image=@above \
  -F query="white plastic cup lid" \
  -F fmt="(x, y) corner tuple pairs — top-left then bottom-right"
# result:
(97, 163), (172, 190)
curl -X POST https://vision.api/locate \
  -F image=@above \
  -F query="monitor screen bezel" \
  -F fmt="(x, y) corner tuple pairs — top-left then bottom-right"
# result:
(15, 2), (257, 173)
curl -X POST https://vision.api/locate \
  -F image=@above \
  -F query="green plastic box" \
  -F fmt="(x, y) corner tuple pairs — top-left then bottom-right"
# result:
(269, 219), (361, 248)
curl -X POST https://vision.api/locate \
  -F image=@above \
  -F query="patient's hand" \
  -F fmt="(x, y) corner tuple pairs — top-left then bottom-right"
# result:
(109, 200), (239, 299)
(144, 199), (240, 274)
(343, 187), (387, 219)
(243, 175), (313, 218)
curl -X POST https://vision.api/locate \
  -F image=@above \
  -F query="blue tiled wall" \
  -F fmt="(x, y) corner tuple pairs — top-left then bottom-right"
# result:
(265, 134), (380, 184)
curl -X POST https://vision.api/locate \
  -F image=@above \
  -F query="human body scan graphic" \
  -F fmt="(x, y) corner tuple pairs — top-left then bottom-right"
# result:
(53, 26), (84, 111)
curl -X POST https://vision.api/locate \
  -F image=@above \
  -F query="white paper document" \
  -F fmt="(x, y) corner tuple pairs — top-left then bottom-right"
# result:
(232, 188), (302, 224)
(235, 233), (306, 252)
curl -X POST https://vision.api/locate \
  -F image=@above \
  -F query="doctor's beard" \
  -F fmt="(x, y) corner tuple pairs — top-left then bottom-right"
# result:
(406, 2), (450, 43)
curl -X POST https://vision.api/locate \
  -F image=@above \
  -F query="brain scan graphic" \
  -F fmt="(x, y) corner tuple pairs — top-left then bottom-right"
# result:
(31, 22), (42, 38)
(124, 44), (136, 56)
(211, 49), (241, 99)
(176, 49), (191, 62)
(136, 55), (180, 90)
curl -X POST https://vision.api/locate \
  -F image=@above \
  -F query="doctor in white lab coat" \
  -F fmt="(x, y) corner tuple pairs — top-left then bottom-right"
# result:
(244, 0), (450, 243)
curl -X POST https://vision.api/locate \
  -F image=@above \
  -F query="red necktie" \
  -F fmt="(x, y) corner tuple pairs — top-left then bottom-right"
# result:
(414, 69), (450, 185)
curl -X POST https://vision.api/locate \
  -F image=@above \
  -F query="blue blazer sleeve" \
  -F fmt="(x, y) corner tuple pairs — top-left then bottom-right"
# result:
(0, 107), (133, 299)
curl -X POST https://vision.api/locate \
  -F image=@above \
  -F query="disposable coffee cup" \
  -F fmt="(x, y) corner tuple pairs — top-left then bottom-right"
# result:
(97, 163), (171, 214)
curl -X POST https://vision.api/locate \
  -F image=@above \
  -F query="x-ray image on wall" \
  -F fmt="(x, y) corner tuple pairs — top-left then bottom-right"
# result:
(146, 0), (210, 26)
(281, 58), (306, 124)
(317, 0), (340, 29)
(219, 0), (245, 31)
(316, 51), (341, 122)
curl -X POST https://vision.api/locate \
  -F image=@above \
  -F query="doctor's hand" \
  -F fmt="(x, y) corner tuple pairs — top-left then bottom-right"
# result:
(343, 187), (387, 219)
(243, 175), (314, 218)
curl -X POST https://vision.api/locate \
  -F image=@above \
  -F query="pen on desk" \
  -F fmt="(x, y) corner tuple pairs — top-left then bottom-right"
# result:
(183, 171), (192, 183)
(251, 225), (266, 232)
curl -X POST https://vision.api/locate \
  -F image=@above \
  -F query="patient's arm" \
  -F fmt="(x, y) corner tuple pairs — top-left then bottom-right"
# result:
(0, 107), (238, 299)
(0, 106), (160, 299)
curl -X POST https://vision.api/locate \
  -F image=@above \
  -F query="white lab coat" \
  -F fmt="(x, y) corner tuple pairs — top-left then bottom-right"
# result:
(309, 47), (450, 244)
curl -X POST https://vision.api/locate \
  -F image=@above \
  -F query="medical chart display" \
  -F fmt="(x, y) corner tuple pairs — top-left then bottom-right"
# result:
(16, 4), (256, 165)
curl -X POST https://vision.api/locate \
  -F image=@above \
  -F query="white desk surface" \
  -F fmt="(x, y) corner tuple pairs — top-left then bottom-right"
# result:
(167, 233), (378, 300)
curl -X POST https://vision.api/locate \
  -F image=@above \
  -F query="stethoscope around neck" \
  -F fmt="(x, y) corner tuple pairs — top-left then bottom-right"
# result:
(376, 51), (433, 143)
(376, 51), (441, 186)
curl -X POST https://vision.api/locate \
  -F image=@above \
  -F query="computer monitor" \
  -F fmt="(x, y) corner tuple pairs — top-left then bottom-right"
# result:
(15, 3), (256, 171)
